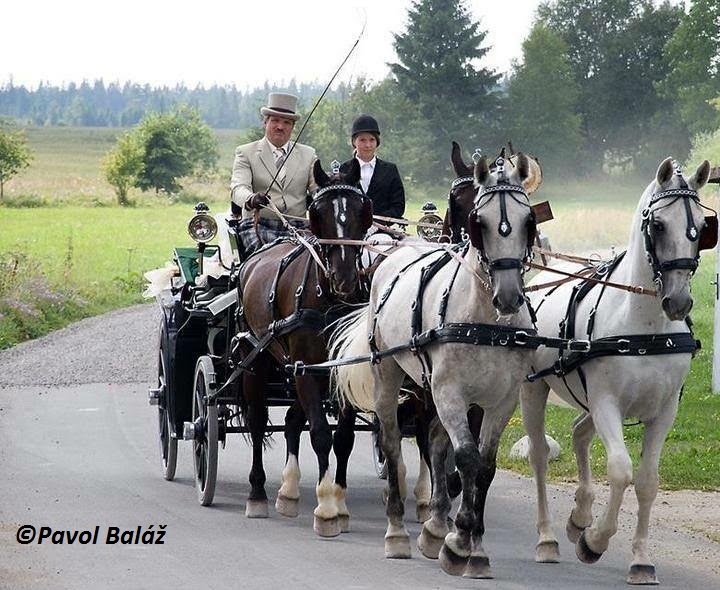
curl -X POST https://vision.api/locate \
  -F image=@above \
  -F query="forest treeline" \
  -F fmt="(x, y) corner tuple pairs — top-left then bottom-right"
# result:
(1, 0), (719, 182)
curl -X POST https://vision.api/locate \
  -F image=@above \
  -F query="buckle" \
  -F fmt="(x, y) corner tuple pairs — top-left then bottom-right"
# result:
(567, 339), (591, 352)
(514, 330), (528, 346)
(617, 338), (630, 353)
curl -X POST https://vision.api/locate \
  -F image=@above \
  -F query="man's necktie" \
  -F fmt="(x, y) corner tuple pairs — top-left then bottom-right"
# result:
(276, 147), (286, 170)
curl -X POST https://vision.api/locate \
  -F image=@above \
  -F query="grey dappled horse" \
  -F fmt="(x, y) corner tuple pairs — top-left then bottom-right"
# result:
(520, 158), (713, 585)
(331, 153), (537, 578)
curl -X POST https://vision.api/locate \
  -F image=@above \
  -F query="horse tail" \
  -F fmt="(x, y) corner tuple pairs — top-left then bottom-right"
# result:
(329, 305), (375, 412)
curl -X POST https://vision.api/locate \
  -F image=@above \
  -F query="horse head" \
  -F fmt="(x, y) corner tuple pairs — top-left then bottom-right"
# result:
(309, 158), (373, 298)
(469, 152), (536, 315)
(641, 157), (715, 320)
(442, 142), (477, 243)
(444, 143), (543, 244)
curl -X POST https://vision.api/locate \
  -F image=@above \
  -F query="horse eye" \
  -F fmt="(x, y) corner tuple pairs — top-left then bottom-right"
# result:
(652, 220), (665, 233)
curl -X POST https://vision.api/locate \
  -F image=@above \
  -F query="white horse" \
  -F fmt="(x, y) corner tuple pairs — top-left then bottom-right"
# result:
(331, 153), (538, 578)
(520, 158), (713, 585)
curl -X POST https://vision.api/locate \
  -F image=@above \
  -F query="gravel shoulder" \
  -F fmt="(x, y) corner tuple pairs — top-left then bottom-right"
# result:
(1, 302), (717, 572)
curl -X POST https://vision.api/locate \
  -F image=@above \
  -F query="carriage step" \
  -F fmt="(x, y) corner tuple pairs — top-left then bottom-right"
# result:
(147, 386), (162, 406)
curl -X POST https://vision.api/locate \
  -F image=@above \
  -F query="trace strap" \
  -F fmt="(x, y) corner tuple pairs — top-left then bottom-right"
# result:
(288, 323), (544, 376)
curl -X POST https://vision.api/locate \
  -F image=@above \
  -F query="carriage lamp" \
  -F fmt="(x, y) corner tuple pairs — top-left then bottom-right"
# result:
(188, 202), (218, 243)
(417, 201), (443, 242)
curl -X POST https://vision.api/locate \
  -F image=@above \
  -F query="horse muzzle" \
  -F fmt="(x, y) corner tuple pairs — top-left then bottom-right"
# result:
(659, 270), (694, 321)
(490, 269), (525, 316)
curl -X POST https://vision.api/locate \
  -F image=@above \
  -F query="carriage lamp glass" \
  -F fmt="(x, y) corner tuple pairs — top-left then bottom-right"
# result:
(188, 214), (217, 242)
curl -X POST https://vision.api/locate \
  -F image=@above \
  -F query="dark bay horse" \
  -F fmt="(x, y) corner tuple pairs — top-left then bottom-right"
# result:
(237, 158), (372, 537)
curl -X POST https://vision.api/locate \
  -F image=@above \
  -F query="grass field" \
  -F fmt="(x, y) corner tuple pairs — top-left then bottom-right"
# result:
(0, 126), (718, 490)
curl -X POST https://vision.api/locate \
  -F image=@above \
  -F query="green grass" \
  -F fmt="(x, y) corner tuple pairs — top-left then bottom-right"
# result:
(1, 126), (718, 490)
(5, 127), (242, 206)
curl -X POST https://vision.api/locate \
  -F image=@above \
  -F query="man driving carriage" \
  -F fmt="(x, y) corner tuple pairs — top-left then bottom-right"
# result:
(230, 92), (318, 256)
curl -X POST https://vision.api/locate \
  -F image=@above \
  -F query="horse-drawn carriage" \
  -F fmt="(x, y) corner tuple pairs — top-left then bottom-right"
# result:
(146, 160), (441, 512)
(145, 147), (717, 584)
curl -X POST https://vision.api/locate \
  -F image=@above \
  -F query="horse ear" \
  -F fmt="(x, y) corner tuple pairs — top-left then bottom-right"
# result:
(513, 152), (530, 184)
(475, 156), (490, 186)
(451, 141), (472, 177)
(656, 157), (674, 186)
(313, 159), (330, 188)
(689, 160), (710, 191)
(345, 157), (361, 186)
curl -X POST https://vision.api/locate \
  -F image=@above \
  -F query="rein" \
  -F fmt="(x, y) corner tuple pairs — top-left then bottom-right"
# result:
(526, 260), (657, 297)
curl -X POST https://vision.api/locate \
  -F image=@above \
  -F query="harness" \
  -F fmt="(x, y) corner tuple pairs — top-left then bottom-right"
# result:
(525, 183), (713, 410)
(527, 250), (700, 410)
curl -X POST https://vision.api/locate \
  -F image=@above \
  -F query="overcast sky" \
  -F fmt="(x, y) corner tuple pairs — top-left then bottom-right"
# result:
(1, 0), (547, 89)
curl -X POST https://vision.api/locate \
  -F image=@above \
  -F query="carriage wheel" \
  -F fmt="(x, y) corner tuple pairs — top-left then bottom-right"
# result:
(157, 323), (178, 481)
(371, 416), (388, 480)
(192, 356), (218, 506)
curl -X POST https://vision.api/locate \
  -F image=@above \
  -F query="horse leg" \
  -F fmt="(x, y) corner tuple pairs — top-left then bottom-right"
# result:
(412, 396), (432, 523)
(243, 366), (269, 518)
(374, 358), (411, 558)
(276, 401), (306, 518)
(435, 389), (480, 576)
(576, 402), (631, 564)
(567, 412), (596, 542)
(462, 400), (517, 579)
(417, 414), (452, 559)
(446, 404), (483, 499)
(520, 379), (560, 563)
(332, 403), (356, 533)
(296, 374), (340, 537)
(626, 401), (677, 585)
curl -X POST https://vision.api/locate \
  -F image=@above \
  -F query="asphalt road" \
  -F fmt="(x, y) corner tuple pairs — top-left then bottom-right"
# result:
(0, 307), (717, 589)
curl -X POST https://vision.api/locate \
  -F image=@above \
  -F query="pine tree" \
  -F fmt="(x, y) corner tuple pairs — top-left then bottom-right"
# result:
(390, 0), (499, 176)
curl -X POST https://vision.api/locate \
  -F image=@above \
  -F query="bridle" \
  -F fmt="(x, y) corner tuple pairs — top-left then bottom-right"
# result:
(640, 179), (718, 288)
(308, 180), (373, 296)
(446, 175), (475, 243)
(467, 159), (536, 274)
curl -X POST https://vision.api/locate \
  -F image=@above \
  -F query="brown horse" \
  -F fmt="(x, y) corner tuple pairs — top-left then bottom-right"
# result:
(236, 158), (372, 537)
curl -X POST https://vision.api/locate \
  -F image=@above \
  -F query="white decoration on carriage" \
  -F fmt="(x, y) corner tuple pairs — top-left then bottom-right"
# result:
(142, 263), (178, 298)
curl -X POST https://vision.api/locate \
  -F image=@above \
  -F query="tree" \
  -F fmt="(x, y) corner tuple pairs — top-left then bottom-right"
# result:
(0, 119), (33, 201)
(538, 0), (683, 167)
(389, 0), (500, 178)
(506, 25), (583, 176)
(133, 106), (219, 194)
(102, 131), (143, 206)
(659, 0), (720, 138)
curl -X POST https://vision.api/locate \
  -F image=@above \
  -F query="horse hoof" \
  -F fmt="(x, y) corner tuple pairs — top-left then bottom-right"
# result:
(275, 494), (299, 518)
(566, 515), (586, 543)
(626, 564), (659, 585)
(576, 530), (603, 564)
(463, 555), (493, 579)
(417, 525), (445, 559)
(439, 542), (469, 576)
(416, 504), (431, 523)
(535, 540), (560, 563)
(314, 515), (341, 538)
(338, 513), (350, 533)
(245, 499), (269, 518)
(385, 534), (411, 559)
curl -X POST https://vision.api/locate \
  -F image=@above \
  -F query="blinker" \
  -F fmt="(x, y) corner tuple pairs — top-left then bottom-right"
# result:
(700, 215), (718, 250)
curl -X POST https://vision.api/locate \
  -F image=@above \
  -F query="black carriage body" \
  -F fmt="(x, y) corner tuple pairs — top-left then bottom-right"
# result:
(160, 298), (207, 437)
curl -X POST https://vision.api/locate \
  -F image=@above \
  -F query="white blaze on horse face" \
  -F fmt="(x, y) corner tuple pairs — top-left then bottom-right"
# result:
(333, 197), (348, 261)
